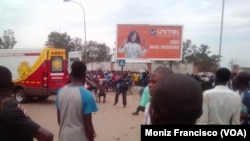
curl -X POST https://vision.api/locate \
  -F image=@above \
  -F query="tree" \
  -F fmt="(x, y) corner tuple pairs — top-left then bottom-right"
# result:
(45, 31), (112, 63)
(72, 37), (83, 51)
(45, 32), (73, 57)
(86, 41), (112, 63)
(0, 29), (17, 49)
(0, 38), (3, 49)
(182, 39), (197, 63)
(183, 39), (220, 72)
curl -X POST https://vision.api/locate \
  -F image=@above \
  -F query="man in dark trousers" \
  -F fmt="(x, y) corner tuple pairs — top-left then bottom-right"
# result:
(113, 73), (130, 108)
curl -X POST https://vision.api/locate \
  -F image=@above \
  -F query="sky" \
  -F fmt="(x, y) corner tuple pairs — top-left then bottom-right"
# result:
(0, 0), (250, 68)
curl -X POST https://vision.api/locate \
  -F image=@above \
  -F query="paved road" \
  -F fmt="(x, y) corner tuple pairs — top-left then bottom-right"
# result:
(23, 86), (144, 141)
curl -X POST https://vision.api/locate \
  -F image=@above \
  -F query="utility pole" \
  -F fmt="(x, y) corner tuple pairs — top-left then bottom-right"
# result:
(218, 0), (225, 67)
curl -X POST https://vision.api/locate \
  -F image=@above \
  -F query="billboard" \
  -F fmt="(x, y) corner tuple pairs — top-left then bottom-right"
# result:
(116, 24), (183, 62)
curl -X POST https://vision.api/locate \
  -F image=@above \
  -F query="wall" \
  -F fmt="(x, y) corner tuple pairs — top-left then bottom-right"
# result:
(86, 61), (195, 74)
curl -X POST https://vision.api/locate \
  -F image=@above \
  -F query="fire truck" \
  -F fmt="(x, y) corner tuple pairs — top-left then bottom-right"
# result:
(0, 47), (82, 103)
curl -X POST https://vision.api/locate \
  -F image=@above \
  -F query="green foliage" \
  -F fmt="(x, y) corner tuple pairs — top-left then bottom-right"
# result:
(0, 38), (2, 48)
(45, 32), (73, 57)
(0, 29), (17, 49)
(183, 39), (220, 72)
(45, 31), (112, 63)
(85, 41), (112, 63)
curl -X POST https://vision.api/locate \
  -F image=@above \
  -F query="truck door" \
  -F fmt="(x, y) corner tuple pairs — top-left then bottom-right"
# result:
(47, 49), (67, 94)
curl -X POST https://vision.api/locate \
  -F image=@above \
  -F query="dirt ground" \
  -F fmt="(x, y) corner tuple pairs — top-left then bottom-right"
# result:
(24, 86), (145, 141)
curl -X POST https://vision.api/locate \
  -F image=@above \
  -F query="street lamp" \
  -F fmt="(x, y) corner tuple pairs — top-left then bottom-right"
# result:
(63, 0), (87, 63)
(218, 0), (225, 68)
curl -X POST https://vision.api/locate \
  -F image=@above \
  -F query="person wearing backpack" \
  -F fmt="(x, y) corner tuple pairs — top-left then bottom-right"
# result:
(113, 73), (130, 108)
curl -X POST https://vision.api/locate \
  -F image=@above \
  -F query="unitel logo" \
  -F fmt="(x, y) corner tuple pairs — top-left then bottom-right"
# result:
(150, 28), (180, 35)
(150, 29), (156, 35)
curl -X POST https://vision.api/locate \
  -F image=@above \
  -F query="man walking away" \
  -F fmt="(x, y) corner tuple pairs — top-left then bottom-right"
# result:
(56, 61), (98, 141)
(196, 67), (241, 125)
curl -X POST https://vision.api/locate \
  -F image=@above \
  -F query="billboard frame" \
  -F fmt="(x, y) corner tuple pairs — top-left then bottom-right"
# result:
(116, 24), (183, 62)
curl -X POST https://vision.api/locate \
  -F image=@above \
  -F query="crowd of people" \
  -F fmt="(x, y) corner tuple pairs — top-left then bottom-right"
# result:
(1, 61), (250, 140)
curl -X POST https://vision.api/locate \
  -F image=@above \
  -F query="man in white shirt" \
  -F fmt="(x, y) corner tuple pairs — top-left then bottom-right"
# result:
(196, 67), (241, 125)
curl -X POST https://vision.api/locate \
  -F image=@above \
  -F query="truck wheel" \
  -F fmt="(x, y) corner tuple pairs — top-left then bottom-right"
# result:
(15, 89), (27, 103)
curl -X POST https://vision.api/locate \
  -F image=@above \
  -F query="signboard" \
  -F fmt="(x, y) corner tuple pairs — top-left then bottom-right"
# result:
(116, 24), (183, 61)
(118, 59), (126, 66)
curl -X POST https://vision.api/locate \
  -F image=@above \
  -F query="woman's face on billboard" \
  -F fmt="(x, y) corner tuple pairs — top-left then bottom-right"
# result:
(131, 33), (137, 43)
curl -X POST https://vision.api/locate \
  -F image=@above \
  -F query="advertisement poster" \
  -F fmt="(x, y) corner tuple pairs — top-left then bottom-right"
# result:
(116, 24), (183, 62)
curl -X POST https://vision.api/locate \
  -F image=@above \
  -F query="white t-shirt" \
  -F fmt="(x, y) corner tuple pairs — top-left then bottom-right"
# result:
(118, 42), (146, 58)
